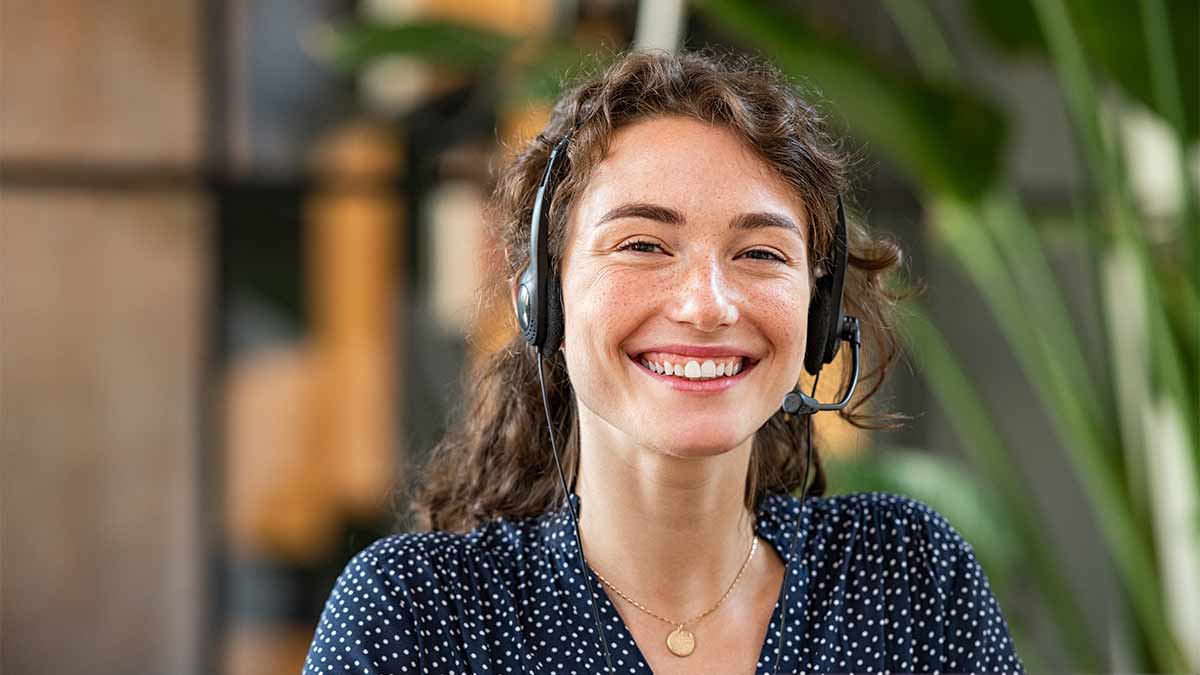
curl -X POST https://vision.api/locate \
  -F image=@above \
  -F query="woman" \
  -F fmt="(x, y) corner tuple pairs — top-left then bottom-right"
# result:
(304, 50), (1024, 674)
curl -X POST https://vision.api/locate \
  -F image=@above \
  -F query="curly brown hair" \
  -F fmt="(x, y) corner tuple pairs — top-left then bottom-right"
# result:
(408, 49), (906, 533)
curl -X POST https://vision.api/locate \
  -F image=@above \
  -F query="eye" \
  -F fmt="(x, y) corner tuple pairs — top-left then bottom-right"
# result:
(740, 248), (788, 263)
(616, 239), (664, 254)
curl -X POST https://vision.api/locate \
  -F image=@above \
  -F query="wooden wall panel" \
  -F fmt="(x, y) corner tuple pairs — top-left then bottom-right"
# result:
(0, 1), (201, 164)
(0, 199), (208, 675)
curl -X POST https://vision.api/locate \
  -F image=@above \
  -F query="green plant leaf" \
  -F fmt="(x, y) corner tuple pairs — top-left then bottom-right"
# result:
(325, 19), (520, 72)
(967, 0), (1199, 139)
(504, 43), (616, 105)
(899, 304), (1102, 670)
(695, 0), (1008, 201)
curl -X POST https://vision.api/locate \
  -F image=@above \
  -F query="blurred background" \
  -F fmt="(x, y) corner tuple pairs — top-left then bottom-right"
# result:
(1, 1), (1197, 673)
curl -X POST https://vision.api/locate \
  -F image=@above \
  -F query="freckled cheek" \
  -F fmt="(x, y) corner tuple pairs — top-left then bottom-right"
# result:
(748, 288), (809, 353)
(564, 278), (643, 357)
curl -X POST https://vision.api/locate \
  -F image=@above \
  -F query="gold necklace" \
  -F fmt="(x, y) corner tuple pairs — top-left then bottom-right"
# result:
(590, 534), (758, 657)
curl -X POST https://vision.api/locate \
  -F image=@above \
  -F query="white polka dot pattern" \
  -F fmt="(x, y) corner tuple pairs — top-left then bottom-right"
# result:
(302, 491), (1025, 674)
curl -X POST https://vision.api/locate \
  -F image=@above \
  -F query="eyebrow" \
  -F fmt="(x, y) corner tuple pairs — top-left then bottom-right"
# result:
(596, 201), (804, 241)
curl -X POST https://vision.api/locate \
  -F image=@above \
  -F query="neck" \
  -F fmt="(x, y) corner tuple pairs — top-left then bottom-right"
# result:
(572, 408), (760, 622)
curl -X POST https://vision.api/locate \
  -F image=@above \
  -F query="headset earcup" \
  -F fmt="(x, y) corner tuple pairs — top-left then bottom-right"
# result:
(804, 285), (833, 375)
(543, 272), (565, 355)
(804, 195), (850, 376)
(516, 265), (538, 348)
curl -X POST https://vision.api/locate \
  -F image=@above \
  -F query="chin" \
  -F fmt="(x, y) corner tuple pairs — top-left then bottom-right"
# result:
(638, 423), (751, 458)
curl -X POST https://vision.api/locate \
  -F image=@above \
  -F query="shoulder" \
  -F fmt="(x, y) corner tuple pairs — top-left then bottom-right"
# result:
(341, 515), (535, 588)
(805, 490), (973, 553)
(758, 489), (985, 588)
(804, 490), (989, 589)
(798, 491), (1024, 672)
(758, 489), (968, 552)
(303, 518), (540, 674)
(342, 529), (473, 582)
(808, 489), (956, 525)
(312, 530), (476, 626)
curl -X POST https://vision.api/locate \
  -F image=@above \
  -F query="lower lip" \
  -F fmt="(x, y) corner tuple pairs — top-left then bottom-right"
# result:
(628, 355), (758, 393)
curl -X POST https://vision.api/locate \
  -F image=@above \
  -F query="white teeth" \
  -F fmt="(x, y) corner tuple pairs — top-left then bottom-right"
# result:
(640, 356), (746, 381)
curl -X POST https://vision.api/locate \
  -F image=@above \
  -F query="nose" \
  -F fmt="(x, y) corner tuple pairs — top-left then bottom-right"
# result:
(667, 256), (740, 331)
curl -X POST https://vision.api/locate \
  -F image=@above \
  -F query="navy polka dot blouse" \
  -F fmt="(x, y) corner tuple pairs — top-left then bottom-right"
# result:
(303, 491), (1024, 674)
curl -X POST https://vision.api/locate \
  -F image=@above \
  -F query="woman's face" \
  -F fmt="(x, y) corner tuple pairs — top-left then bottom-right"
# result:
(558, 115), (812, 457)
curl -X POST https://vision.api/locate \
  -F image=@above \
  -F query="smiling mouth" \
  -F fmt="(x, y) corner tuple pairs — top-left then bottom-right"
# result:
(628, 352), (759, 381)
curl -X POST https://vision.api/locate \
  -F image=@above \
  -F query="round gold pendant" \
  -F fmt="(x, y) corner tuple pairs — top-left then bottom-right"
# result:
(666, 625), (695, 657)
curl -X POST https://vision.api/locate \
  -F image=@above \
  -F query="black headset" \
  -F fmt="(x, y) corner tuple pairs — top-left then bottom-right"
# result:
(514, 127), (862, 674)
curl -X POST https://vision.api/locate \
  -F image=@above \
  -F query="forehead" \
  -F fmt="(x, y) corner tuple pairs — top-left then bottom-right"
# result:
(573, 115), (806, 229)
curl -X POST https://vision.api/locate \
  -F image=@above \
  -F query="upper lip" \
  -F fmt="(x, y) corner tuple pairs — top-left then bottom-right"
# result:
(629, 344), (760, 360)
